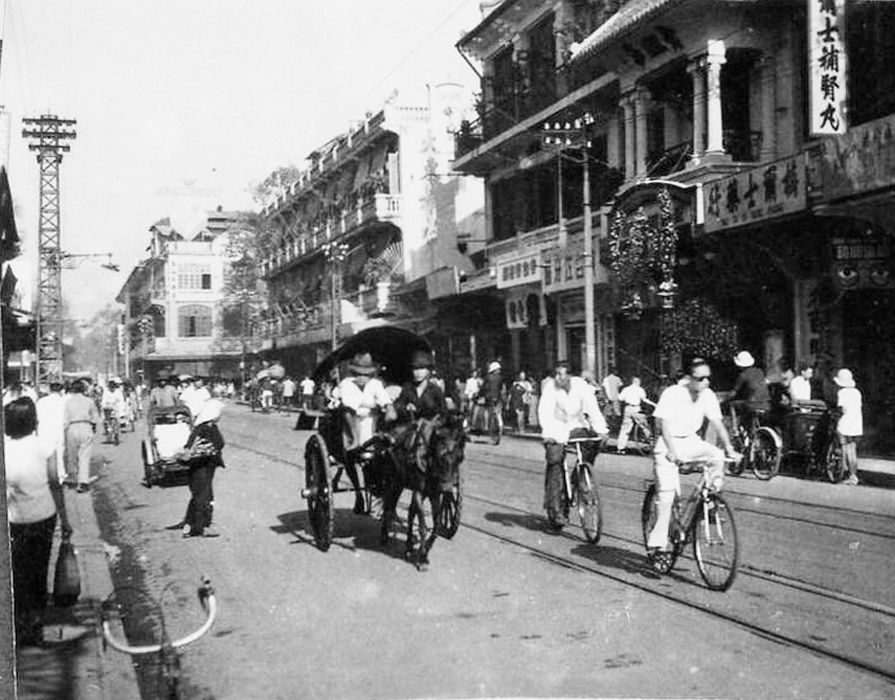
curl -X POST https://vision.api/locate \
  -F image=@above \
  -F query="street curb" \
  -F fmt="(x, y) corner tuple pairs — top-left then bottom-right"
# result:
(67, 490), (141, 700)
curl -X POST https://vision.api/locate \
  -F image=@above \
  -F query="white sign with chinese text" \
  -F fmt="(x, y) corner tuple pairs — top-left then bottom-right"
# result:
(809, 0), (847, 135)
(703, 155), (807, 233)
(495, 252), (542, 289)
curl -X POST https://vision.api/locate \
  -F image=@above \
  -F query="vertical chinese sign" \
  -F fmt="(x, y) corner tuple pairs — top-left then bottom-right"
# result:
(809, 0), (848, 135)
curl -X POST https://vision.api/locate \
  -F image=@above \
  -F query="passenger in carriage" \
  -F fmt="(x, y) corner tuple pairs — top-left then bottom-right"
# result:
(392, 350), (448, 471)
(334, 352), (395, 513)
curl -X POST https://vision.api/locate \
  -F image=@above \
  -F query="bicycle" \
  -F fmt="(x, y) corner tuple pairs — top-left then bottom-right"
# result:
(726, 405), (781, 480)
(559, 436), (604, 543)
(641, 457), (741, 591)
(617, 409), (655, 457)
(102, 577), (217, 700)
(102, 407), (121, 445)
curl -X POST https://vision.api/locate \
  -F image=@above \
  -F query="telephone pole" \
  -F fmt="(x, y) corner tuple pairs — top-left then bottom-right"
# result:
(22, 114), (77, 384)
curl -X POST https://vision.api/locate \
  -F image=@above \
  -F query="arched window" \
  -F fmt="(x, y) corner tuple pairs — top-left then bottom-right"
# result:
(178, 305), (212, 338)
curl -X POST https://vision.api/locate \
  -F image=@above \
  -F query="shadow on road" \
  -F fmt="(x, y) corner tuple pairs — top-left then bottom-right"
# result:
(483, 510), (554, 534)
(569, 542), (660, 580)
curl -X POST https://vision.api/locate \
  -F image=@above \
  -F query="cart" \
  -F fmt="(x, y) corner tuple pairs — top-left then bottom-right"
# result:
(141, 405), (193, 487)
(299, 326), (463, 552)
(778, 400), (844, 482)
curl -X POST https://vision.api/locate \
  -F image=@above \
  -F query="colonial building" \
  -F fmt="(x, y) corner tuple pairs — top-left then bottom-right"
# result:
(258, 87), (484, 379)
(117, 211), (244, 383)
(450, 0), (895, 455)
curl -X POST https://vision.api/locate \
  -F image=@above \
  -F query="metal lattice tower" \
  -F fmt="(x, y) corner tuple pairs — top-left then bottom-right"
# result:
(22, 114), (77, 384)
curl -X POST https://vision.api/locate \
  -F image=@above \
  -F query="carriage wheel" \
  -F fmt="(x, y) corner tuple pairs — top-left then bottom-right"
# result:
(824, 436), (844, 483)
(304, 433), (334, 552)
(437, 477), (463, 539)
(141, 441), (155, 487)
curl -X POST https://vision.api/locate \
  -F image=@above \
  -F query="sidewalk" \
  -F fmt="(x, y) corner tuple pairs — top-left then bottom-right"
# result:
(15, 486), (140, 700)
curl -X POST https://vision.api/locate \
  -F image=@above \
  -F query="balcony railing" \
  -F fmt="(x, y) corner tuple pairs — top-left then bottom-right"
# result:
(646, 141), (693, 178)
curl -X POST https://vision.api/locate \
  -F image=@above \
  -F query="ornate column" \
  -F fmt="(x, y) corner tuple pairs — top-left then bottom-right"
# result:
(622, 94), (636, 182)
(705, 39), (727, 155)
(634, 87), (651, 179)
(688, 58), (706, 160)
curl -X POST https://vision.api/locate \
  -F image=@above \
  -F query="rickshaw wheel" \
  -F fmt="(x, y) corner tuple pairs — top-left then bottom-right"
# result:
(141, 441), (155, 488)
(305, 433), (334, 551)
(437, 477), (463, 539)
(824, 436), (844, 483)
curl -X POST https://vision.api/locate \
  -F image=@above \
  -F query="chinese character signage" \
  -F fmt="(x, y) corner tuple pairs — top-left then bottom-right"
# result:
(495, 252), (542, 289)
(832, 235), (893, 289)
(809, 0), (847, 135)
(703, 155), (807, 233)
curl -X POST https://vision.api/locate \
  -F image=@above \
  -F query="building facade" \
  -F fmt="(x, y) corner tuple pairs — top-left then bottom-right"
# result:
(450, 0), (894, 455)
(117, 213), (244, 383)
(258, 88), (484, 380)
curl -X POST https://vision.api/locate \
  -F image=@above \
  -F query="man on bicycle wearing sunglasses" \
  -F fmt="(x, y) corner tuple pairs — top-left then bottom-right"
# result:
(538, 360), (608, 531)
(646, 358), (740, 569)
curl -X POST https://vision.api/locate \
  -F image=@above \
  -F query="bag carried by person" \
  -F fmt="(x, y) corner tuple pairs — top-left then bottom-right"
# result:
(53, 533), (81, 608)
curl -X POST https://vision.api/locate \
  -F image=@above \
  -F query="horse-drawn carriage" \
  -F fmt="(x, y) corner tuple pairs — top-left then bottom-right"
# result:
(299, 327), (466, 568)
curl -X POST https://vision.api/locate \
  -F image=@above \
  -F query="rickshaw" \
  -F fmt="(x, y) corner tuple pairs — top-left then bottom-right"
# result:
(141, 404), (193, 487)
(777, 400), (845, 482)
(299, 327), (464, 554)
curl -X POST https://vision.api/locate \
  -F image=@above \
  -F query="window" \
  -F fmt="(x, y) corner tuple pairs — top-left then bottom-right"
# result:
(152, 308), (166, 338)
(178, 305), (212, 337)
(177, 264), (212, 290)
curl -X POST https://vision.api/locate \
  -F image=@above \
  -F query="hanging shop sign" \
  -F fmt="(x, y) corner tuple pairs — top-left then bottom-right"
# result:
(495, 252), (542, 289)
(817, 112), (895, 201)
(808, 0), (847, 136)
(540, 241), (609, 294)
(832, 234), (893, 289)
(703, 155), (807, 233)
(504, 291), (545, 329)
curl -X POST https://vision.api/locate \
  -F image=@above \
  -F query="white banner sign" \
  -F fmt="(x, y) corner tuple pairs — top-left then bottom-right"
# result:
(809, 0), (847, 135)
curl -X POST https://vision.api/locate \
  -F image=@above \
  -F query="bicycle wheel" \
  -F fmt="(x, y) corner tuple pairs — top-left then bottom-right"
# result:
(488, 410), (501, 445)
(304, 433), (334, 552)
(640, 483), (680, 573)
(576, 466), (602, 544)
(824, 436), (844, 483)
(630, 422), (653, 457)
(437, 476), (462, 539)
(692, 493), (739, 591)
(750, 427), (782, 480)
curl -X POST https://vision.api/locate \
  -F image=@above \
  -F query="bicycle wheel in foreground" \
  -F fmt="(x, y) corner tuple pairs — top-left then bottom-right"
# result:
(692, 493), (738, 591)
(304, 433), (334, 552)
(576, 475), (602, 544)
(640, 483), (680, 573)
(750, 426), (782, 480)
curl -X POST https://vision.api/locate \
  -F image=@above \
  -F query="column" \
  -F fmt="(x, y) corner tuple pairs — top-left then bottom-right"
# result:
(705, 39), (727, 155)
(759, 55), (777, 161)
(622, 95), (636, 182)
(634, 87), (650, 179)
(688, 58), (706, 160)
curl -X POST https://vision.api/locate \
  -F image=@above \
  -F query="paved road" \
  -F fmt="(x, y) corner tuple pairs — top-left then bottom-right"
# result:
(93, 403), (895, 699)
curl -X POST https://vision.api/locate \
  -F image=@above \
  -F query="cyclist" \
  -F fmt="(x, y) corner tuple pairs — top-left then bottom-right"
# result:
(482, 360), (504, 434)
(100, 380), (127, 443)
(615, 376), (656, 453)
(646, 358), (740, 569)
(728, 350), (771, 432)
(538, 360), (608, 531)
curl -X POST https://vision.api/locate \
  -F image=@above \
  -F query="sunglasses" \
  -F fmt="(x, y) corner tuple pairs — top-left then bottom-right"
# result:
(692, 375), (711, 382)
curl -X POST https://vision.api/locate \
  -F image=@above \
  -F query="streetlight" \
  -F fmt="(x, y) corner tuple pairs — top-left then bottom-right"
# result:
(322, 241), (349, 350)
(543, 114), (597, 378)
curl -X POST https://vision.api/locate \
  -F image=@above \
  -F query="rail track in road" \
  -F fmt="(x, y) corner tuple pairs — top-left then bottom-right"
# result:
(228, 424), (895, 687)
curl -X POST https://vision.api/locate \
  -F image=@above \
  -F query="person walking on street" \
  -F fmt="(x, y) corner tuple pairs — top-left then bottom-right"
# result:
(509, 370), (533, 432)
(37, 382), (67, 484)
(615, 376), (656, 453)
(483, 361), (504, 435)
(281, 375), (296, 408)
(834, 368), (863, 485)
(538, 360), (608, 531)
(179, 399), (226, 537)
(601, 366), (623, 430)
(300, 375), (315, 410)
(5, 397), (72, 646)
(64, 379), (100, 493)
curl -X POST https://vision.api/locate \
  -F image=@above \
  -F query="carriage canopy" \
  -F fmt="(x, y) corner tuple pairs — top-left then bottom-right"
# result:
(312, 326), (432, 386)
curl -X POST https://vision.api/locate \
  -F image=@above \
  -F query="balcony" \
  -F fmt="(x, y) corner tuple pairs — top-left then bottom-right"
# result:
(723, 129), (763, 163)
(647, 141), (693, 178)
(360, 193), (401, 224)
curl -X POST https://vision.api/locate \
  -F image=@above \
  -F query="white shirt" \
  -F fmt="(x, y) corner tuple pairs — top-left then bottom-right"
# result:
(619, 384), (647, 407)
(300, 378), (315, 396)
(653, 384), (722, 438)
(337, 377), (393, 447)
(789, 375), (812, 402)
(101, 388), (128, 418)
(837, 387), (863, 437)
(37, 392), (66, 442)
(602, 374), (622, 401)
(538, 376), (608, 443)
(5, 433), (56, 524)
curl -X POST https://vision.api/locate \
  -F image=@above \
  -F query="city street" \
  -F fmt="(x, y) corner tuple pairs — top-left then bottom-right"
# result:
(89, 403), (895, 699)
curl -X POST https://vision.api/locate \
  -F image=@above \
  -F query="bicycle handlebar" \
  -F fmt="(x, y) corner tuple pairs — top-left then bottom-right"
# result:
(102, 577), (217, 656)
(566, 436), (605, 444)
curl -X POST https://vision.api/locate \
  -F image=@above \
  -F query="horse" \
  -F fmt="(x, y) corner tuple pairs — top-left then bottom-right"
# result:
(379, 411), (467, 571)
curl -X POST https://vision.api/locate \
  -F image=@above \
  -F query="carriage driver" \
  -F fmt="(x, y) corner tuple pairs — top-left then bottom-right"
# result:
(393, 350), (448, 471)
(335, 352), (396, 513)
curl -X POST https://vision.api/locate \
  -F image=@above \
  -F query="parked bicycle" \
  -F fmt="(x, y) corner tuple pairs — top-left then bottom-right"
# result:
(725, 405), (781, 480)
(561, 436), (604, 543)
(641, 457), (740, 591)
(102, 577), (217, 700)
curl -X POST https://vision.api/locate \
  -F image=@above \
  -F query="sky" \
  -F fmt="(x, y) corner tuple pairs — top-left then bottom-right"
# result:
(0, 0), (484, 322)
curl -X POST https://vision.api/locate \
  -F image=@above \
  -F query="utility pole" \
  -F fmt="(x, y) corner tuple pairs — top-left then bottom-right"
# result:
(22, 114), (77, 385)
